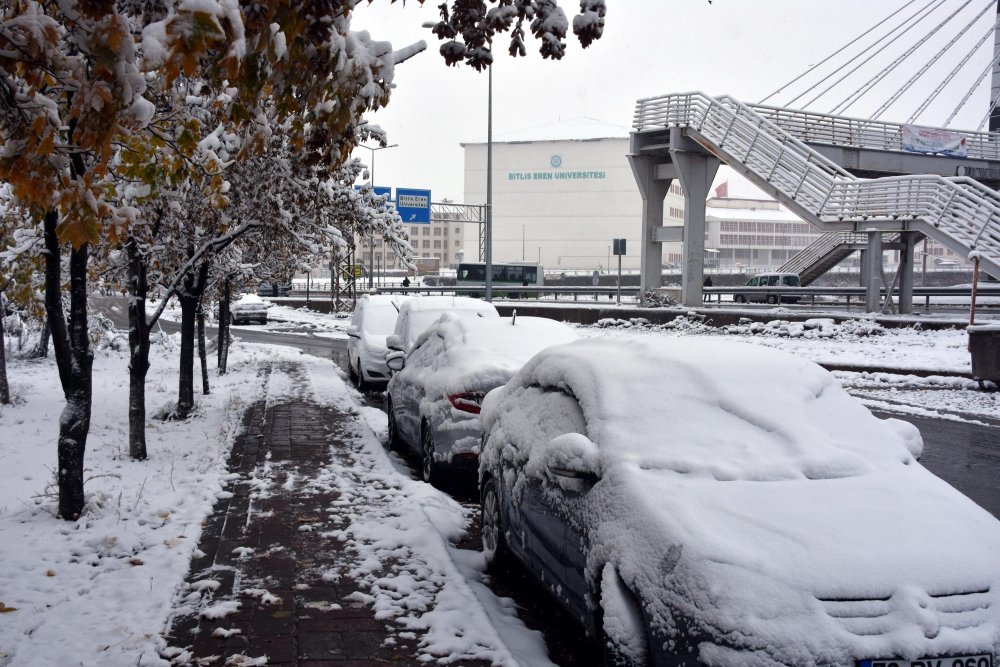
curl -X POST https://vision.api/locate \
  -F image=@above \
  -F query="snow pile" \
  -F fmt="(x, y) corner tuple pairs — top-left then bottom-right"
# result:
(724, 316), (887, 338)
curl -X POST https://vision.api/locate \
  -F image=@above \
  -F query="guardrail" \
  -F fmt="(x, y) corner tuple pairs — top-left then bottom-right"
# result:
(703, 285), (1000, 308)
(283, 284), (1000, 309)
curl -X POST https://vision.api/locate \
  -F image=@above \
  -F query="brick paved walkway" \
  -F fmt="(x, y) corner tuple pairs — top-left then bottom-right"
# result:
(162, 363), (452, 666)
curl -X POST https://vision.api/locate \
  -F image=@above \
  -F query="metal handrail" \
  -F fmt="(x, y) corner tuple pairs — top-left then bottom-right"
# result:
(635, 97), (1000, 161)
(633, 92), (1000, 278)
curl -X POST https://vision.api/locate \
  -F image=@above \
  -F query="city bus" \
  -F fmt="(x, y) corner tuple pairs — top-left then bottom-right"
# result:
(456, 262), (544, 298)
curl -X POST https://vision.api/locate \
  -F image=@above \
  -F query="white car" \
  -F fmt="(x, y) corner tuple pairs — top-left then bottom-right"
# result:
(479, 337), (1000, 666)
(228, 293), (270, 325)
(386, 314), (578, 485)
(346, 294), (408, 389)
(386, 295), (499, 353)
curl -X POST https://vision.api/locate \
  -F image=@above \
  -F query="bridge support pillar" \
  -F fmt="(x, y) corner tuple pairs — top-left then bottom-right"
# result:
(898, 232), (918, 314)
(672, 150), (720, 307)
(628, 153), (671, 292)
(866, 232), (883, 312)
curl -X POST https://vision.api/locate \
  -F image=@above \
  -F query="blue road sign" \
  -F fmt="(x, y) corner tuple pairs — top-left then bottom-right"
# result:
(395, 188), (432, 224)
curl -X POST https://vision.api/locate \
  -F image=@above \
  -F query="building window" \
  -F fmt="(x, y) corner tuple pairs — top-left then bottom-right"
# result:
(433, 240), (442, 249)
(669, 206), (685, 219)
(422, 227), (430, 236)
(454, 240), (460, 247)
(454, 226), (461, 235)
(422, 240), (430, 249)
(433, 227), (441, 236)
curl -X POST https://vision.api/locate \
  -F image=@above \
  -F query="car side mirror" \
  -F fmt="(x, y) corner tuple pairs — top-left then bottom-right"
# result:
(529, 432), (601, 491)
(385, 351), (406, 372)
(346, 326), (360, 339)
(386, 334), (404, 352)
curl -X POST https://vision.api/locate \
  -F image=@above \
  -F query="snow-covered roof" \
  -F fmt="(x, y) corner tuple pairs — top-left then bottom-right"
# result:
(485, 336), (922, 481)
(706, 202), (804, 222)
(462, 116), (630, 145)
(405, 314), (580, 394)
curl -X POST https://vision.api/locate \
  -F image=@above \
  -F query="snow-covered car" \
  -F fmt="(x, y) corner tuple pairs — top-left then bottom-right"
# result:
(387, 314), (578, 485)
(346, 294), (408, 389)
(386, 295), (499, 354)
(228, 293), (271, 325)
(479, 337), (1000, 666)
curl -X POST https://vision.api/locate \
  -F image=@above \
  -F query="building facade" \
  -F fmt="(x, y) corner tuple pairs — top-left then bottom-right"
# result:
(460, 119), (969, 276)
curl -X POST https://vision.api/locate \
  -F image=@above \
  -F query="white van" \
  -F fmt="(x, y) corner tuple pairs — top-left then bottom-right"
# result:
(734, 272), (801, 304)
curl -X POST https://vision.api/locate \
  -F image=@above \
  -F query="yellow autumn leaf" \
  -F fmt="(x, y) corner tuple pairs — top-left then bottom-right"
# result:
(0, 602), (17, 613)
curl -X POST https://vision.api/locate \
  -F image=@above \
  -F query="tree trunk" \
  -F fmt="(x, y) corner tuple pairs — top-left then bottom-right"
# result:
(0, 303), (9, 405)
(126, 235), (150, 460)
(32, 322), (50, 358)
(43, 210), (93, 520)
(177, 291), (197, 416)
(218, 277), (231, 375)
(176, 262), (209, 417)
(197, 299), (210, 395)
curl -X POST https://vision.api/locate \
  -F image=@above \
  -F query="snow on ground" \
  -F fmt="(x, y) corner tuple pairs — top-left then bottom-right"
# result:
(1, 303), (998, 666)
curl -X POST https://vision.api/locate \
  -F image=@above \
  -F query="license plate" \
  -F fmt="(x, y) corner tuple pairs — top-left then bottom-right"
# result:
(860, 656), (993, 667)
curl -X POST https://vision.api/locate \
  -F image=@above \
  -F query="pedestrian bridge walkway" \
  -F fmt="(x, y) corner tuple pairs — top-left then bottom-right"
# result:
(629, 92), (1000, 309)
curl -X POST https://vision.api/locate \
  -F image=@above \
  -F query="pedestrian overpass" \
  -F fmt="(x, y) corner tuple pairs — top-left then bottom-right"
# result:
(629, 92), (1000, 311)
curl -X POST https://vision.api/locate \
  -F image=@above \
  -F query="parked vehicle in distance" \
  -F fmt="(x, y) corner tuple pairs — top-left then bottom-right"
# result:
(386, 295), (499, 353)
(734, 271), (801, 304)
(228, 293), (271, 325)
(257, 281), (292, 297)
(456, 261), (543, 299)
(479, 337), (1000, 666)
(387, 314), (578, 485)
(346, 294), (408, 390)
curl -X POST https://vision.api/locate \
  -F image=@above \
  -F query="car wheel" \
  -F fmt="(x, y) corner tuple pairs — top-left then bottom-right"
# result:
(420, 422), (440, 485)
(229, 313), (238, 325)
(766, 295), (778, 305)
(481, 477), (509, 568)
(734, 295), (746, 303)
(599, 565), (650, 667)
(386, 398), (403, 451)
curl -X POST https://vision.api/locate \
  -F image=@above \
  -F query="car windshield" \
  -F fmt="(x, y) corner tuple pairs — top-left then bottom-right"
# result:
(364, 302), (399, 335)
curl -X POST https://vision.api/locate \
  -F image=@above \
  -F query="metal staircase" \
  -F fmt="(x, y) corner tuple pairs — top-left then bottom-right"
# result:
(779, 231), (906, 285)
(633, 93), (1000, 279)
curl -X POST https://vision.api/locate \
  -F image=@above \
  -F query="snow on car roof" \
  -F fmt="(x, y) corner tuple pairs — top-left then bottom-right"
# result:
(488, 336), (923, 482)
(399, 295), (499, 314)
(405, 315), (579, 394)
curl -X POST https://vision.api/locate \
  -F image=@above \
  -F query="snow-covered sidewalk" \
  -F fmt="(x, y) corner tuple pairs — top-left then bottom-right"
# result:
(0, 340), (547, 667)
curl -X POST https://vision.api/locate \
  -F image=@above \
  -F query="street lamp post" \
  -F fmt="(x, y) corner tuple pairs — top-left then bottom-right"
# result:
(485, 60), (494, 302)
(361, 143), (398, 289)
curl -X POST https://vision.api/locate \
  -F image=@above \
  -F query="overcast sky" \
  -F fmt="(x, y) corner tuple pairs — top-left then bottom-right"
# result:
(349, 0), (997, 202)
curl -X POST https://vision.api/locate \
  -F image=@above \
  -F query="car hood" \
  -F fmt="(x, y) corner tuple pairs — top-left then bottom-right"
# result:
(590, 464), (1000, 662)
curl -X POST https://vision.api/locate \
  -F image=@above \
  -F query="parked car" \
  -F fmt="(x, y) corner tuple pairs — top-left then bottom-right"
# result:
(228, 293), (271, 324)
(346, 294), (408, 390)
(386, 295), (499, 353)
(386, 314), (578, 484)
(257, 281), (292, 297)
(734, 271), (801, 304)
(479, 337), (1000, 666)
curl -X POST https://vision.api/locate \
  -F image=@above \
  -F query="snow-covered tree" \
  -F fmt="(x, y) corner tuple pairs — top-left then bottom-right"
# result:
(0, 0), (603, 518)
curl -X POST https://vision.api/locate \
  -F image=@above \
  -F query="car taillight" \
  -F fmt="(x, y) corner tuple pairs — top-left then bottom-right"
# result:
(448, 392), (485, 414)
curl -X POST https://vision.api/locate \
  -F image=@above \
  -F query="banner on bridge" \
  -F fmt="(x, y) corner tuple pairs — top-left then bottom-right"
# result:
(902, 125), (968, 158)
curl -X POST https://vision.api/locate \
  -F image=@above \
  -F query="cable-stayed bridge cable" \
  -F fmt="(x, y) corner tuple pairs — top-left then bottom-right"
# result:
(831, 0), (973, 116)
(758, 0), (921, 106)
(908, 10), (1000, 123)
(798, 0), (947, 110)
(872, 0), (994, 121)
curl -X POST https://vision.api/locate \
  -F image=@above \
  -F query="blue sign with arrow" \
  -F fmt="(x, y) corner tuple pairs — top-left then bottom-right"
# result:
(394, 188), (432, 224)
